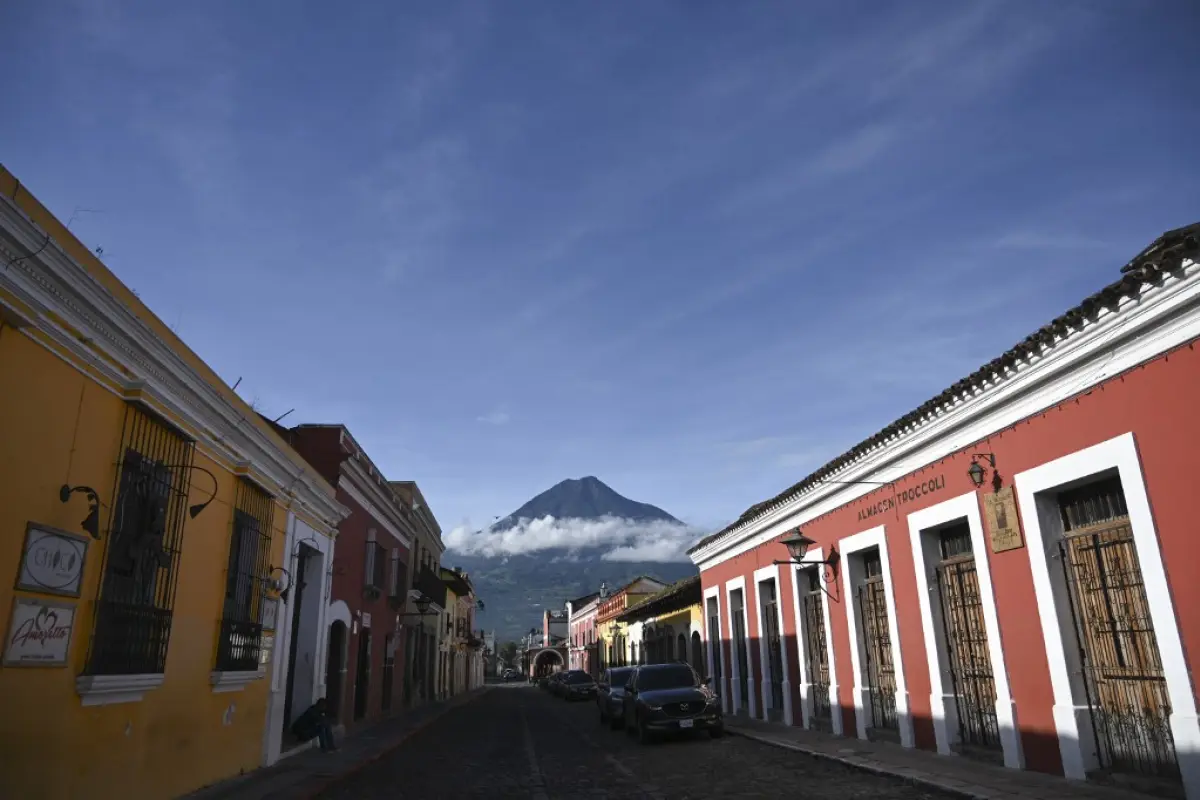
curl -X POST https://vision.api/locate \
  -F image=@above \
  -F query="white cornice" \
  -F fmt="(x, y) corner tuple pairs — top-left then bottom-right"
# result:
(692, 258), (1200, 571)
(339, 457), (414, 549)
(0, 195), (347, 532)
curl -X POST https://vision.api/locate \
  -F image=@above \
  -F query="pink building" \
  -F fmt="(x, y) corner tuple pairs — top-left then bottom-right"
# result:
(567, 592), (601, 676)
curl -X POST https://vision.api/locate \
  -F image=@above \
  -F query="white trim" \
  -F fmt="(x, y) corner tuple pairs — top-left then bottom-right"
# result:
(788, 549), (842, 734)
(1015, 432), (1200, 795)
(724, 576), (756, 718)
(339, 467), (413, 549)
(0, 198), (350, 532)
(692, 258), (1200, 572)
(907, 491), (1022, 768)
(703, 584), (730, 714)
(753, 564), (793, 725)
(75, 673), (164, 706)
(840, 525), (914, 747)
(210, 669), (267, 693)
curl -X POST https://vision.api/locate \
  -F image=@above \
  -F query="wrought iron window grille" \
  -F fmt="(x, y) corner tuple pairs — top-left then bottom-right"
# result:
(215, 478), (275, 672)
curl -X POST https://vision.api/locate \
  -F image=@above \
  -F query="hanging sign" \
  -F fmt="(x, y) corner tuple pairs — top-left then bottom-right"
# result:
(261, 597), (279, 631)
(16, 524), (89, 598)
(984, 487), (1025, 553)
(4, 598), (76, 667)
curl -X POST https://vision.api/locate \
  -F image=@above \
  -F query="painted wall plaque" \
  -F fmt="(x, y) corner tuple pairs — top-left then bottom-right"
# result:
(984, 486), (1025, 553)
(261, 596), (278, 631)
(4, 597), (76, 667)
(16, 524), (89, 597)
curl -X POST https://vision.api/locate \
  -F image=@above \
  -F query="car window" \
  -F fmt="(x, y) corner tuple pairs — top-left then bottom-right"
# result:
(635, 665), (698, 691)
(565, 671), (593, 684)
(610, 668), (634, 687)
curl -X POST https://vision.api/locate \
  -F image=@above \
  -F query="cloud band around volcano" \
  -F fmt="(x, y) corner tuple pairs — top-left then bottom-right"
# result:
(444, 515), (700, 563)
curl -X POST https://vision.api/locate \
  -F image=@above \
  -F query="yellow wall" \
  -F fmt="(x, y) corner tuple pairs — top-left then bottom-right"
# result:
(0, 322), (300, 799)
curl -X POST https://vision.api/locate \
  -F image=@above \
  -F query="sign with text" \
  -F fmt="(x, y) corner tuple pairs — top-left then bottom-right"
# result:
(261, 597), (279, 631)
(857, 475), (947, 522)
(4, 598), (76, 667)
(16, 524), (89, 598)
(984, 487), (1025, 553)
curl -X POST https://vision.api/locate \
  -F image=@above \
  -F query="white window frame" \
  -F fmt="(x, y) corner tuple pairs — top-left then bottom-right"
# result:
(724, 575), (756, 718)
(840, 524), (914, 747)
(753, 563), (793, 725)
(703, 584), (730, 714)
(907, 490), (1022, 768)
(789, 547), (842, 734)
(1015, 431), (1199, 794)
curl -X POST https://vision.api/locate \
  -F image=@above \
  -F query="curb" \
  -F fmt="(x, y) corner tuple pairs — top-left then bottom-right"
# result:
(725, 726), (984, 799)
(297, 687), (491, 800)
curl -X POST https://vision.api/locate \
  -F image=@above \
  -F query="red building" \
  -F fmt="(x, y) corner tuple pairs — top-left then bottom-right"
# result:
(689, 225), (1200, 798)
(275, 423), (413, 731)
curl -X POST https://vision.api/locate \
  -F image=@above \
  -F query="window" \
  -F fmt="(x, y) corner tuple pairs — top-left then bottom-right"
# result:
(215, 479), (274, 671)
(636, 664), (699, 691)
(388, 547), (405, 602)
(86, 405), (195, 676)
(364, 529), (386, 595)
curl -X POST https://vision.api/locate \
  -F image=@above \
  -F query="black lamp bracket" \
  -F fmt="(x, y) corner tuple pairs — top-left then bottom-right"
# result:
(59, 484), (102, 539)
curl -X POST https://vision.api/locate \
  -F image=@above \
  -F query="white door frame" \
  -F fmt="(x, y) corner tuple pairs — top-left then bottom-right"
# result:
(907, 491), (1023, 768)
(789, 548), (842, 734)
(840, 524), (914, 747)
(703, 584), (730, 714)
(725, 576), (756, 718)
(1015, 432), (1199, 796)
(753, 564), (793, 725)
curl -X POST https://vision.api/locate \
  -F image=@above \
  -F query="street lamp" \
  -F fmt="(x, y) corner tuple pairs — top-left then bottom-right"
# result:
(967, 453), (1001, 491)
(397, 594), (436, 619)
(774, 529), (840, 600)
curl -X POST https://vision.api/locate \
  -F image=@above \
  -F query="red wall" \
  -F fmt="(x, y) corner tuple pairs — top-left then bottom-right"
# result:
(330, 486), (411, 728)
(700, 338), (1200, 776)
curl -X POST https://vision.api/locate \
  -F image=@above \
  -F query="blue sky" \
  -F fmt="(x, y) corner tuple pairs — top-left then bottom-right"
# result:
(3, 1), (1198, 545)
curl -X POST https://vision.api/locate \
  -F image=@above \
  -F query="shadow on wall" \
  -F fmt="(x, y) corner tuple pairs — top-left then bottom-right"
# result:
(713, 632), (1188, 797)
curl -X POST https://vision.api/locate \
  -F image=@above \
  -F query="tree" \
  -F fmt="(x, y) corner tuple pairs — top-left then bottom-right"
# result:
(499, 640), (519, 664)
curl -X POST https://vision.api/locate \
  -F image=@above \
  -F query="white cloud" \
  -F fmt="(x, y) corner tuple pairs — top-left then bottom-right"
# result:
(476, 410), (510, 425)
(443, 515), (701, 563)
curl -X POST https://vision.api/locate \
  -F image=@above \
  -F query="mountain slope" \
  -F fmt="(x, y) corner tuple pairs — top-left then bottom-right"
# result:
(493, 476), (680, 530)
(452, 476), (697, 642)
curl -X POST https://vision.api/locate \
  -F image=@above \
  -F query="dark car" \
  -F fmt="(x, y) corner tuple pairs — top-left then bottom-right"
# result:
(558, 669), (597, 701)
(622, 663), (723, 743)
(596, 666), (635, 730)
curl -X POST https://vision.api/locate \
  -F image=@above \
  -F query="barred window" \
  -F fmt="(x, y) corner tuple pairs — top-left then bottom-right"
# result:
(365, 530), (386, 593)
(86, 405), (195, 676)
(388, 548), (406, 600)
(215, 479), (274, 672)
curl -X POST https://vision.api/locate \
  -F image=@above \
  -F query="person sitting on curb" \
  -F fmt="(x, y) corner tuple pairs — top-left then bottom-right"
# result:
(292, 697), (338, 752)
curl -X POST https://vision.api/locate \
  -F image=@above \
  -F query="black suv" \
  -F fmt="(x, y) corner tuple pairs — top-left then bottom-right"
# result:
(622, 663), (723, 743)
(558, 669), (598, 701)
(596, 666), (635, 729)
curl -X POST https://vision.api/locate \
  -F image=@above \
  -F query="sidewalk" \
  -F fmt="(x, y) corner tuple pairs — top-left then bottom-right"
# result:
(726, 716), (1146, 800)
(184, 688), (489, 800)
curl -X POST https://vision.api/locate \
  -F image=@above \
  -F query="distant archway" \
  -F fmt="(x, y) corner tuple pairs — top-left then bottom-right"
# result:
(532, 648), (564, 679)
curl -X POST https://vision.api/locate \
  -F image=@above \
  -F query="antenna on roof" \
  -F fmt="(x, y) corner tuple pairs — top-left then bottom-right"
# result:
(273, 408), (295, 424)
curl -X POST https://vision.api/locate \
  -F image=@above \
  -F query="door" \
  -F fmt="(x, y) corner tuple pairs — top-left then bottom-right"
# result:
(760, 579), (785, 719)
(707, 598), (723, 690)
(934, 522), (1001, 755)
(1058, 476), (1178, 781)
(731, 589), (750, 714)
(325, 621), (347, 721)
(802, 569), (832, 729)
(382, 634), (395, 713)
(282, 545), (313, 732)
(353, 628), (371, 721)
(857, 550), (898, 734)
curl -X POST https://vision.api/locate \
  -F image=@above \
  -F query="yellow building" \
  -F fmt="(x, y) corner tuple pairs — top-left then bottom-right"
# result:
(594, 576), (666, 672)
(616, 575), (705, 673)
(0, 167), (346, 799)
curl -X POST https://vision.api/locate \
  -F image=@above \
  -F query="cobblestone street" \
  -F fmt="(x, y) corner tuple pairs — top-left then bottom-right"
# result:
(316, 684), (954, 799)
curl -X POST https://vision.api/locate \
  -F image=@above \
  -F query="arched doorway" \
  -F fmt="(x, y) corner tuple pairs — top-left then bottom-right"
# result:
(532, 648), (564, 678)
(325, 621), (348, 720)
(691, 631), (704, 674)
(677, 633), (687, 664)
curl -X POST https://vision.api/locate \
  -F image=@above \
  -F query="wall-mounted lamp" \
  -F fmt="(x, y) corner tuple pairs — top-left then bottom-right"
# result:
(59, 485), (101, 539)
(773, 530), (841, 600)
(397, 593), (435, 619)
(266, 565), (292, 603)
(967, 453), (1002, 491)
(156, 463), (219, 518)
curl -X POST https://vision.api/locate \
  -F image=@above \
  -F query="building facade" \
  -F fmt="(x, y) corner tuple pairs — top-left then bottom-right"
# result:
(274, 424), (414, 733)
(617, 576), (705, 675)
(567, 592), (600, 675)
(390, 481), (446, 707)
(440, 566), (483, 697)
(595, 576), (667, 673)
(689, 225), (1200, 798)
(0, 168), (346, 798)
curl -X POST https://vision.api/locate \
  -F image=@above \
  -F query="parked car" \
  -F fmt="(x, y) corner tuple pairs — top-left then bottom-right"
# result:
(622, 663), (723, 744)
(596, 666), (635, 730)
(557, 670), (598, 701)
(502, 668), (519, 681)
(541, 671), (564, 692)
(549, 671), (574, 697)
